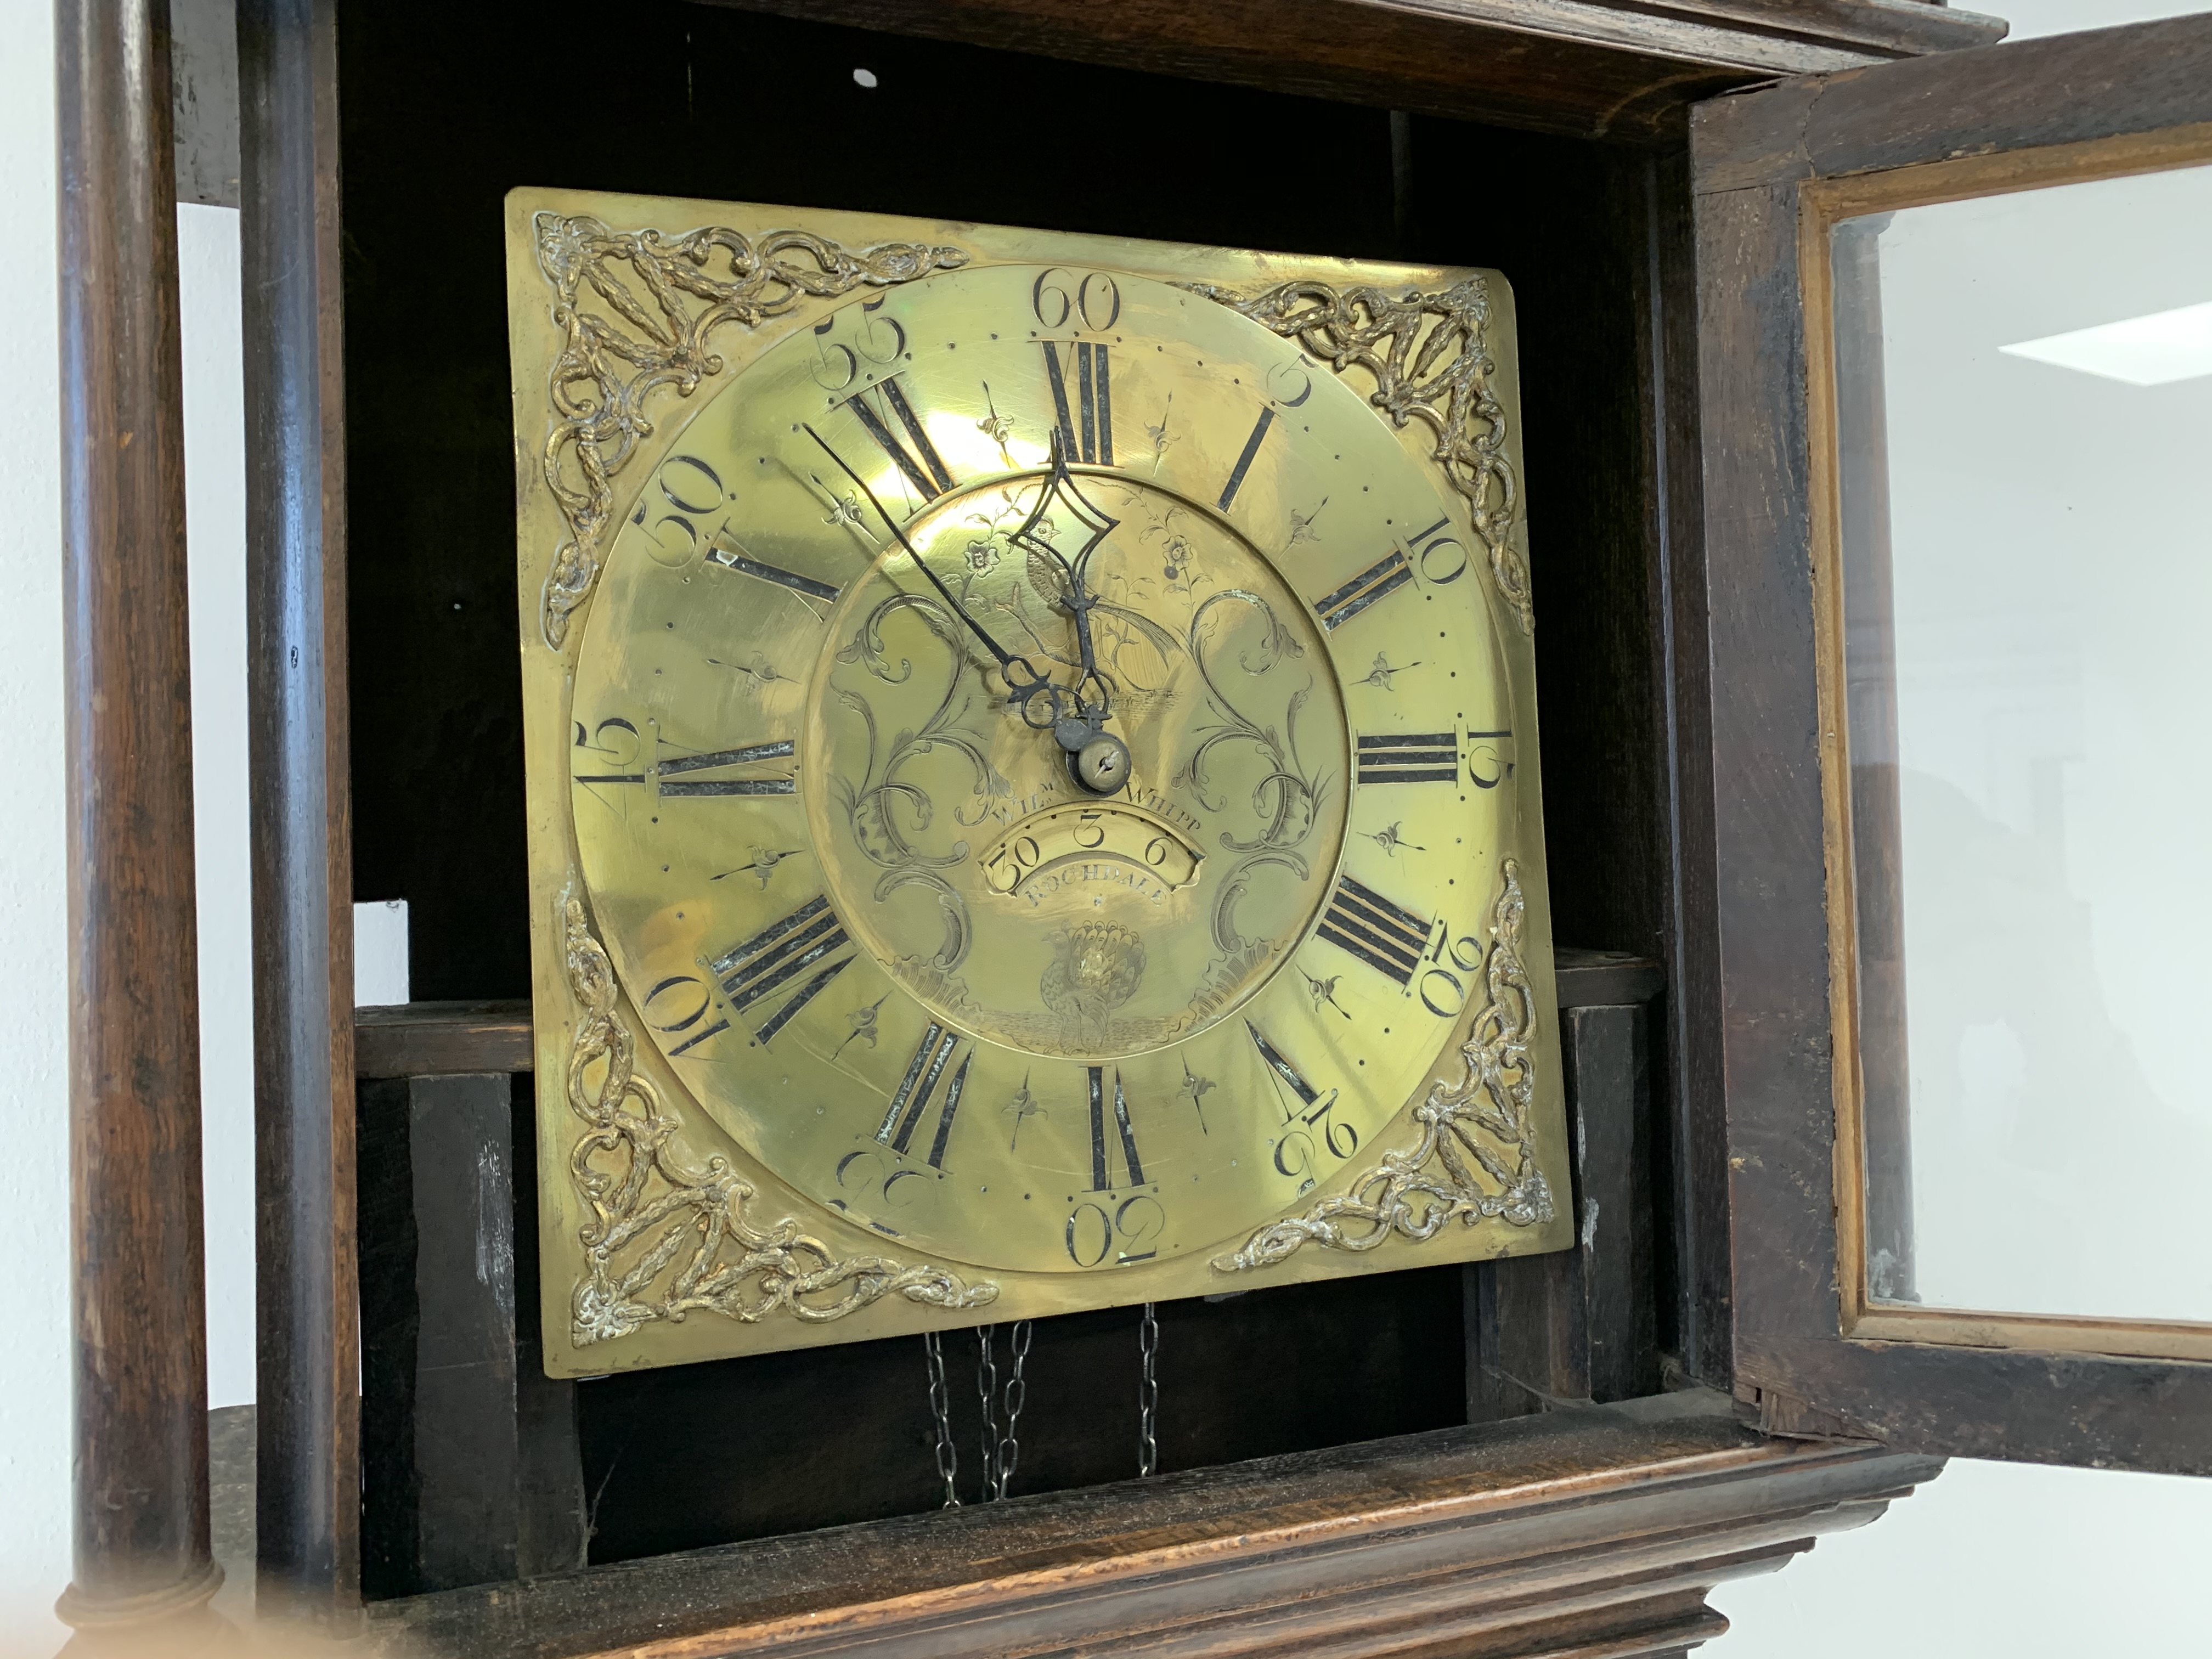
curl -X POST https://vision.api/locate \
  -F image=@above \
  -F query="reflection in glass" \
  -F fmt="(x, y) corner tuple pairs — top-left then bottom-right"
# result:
(1835, 163), (2212, 1324)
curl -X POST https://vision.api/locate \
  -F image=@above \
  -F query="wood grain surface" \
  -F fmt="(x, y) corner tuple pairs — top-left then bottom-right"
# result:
(54, 0), (223, 1632)
(363, 1390), (1936, 1659)
(240, 0), (363, 1621)
(697, 0), (2002, 144)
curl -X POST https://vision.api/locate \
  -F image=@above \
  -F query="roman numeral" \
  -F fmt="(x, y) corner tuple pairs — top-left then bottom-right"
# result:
(1355, 732), (1457, 786)
(1216, 405), (1276, 512)
(574, 735), (798, 799)
(1086, 1065), (1147, 1191)
(1312, 549), (1414, 630)
(656, 738), (796, 797)
(1042, 341), (1113, 464)
(703, 538), (842, 603)
(1317, 874), (1430, 988)
(876, 1022), (971, 1170)
(1245, 1022), (1339, 1121)
(843, 375), (955, 501)
(704, 895), (855, 1045)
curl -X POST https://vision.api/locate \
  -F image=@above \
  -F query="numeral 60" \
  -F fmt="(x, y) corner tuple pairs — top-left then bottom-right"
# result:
(1032, 268), (1121, 332)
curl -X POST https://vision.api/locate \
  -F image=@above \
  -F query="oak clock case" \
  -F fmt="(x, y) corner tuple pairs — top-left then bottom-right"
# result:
(507, 191), (1570, 1376)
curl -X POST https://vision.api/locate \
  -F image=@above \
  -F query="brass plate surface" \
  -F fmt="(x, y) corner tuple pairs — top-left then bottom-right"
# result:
(509, 190), (1572, 1373)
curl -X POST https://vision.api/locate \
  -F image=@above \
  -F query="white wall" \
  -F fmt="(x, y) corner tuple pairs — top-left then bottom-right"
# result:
(181, 204), (257, 1414)
(0, 0), (74, 1649)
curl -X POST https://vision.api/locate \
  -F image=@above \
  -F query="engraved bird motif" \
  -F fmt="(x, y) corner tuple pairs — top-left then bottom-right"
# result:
(1040, 921), (1147, 1048)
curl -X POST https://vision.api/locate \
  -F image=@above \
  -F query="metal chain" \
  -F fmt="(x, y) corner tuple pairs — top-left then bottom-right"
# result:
(975, 1324), (1001, 1503)
(1138, 1302), (1160, 1477)
(994, 1319), (1033, 1500)
(923, 1331), (961, 1507)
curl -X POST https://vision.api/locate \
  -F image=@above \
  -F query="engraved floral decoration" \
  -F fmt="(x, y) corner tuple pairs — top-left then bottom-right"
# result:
(531, 211), (968, 648)
(561, 894), (994, 1346)
(1212, 860), (1553, 1272)
(1185, 275), (1531, 634)
(830, 593), (1009, 970)
(1176, 589), (1333, 960)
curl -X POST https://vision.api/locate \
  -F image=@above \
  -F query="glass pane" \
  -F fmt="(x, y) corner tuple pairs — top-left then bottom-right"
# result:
(1836, 162), (2212, 1324)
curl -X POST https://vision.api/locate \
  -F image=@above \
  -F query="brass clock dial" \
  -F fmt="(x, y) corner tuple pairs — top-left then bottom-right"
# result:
(512, 195), (1572, 1369)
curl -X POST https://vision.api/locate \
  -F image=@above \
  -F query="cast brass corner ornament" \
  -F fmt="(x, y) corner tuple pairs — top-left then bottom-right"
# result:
(1211, 859), (1551, 1272)
(1185, 276), (1531, 634)
(561, 892), (998, 1346)
(532, 211), (970, 649)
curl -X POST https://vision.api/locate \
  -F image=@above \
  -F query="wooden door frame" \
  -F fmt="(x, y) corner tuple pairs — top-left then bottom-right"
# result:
(1692, 12), (2212, 1472)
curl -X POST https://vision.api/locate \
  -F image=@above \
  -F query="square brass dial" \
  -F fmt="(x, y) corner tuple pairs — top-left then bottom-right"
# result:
(506, 188), (1573, 1375)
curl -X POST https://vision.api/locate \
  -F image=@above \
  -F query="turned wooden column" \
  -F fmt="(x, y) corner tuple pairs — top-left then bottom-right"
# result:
(239, 0), (360, 1621)
(54, 0), (221, 1635)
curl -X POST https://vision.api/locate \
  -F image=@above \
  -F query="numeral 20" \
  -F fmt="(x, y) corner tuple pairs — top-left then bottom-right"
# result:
(1065, 1194), (1164, 1266)
(1417, 927), (1488, 1018)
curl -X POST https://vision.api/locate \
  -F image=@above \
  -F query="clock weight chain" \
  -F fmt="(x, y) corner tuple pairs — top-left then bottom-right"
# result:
(923, 1332), (960, 1508)
(1138, 1304), (1160, 1477)
(923, 1322), (1036, 1505)
(990, 1321), (1033, 1500)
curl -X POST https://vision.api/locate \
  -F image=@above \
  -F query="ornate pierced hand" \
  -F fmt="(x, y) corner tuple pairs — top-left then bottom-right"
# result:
(1011, 432), (1130, 794)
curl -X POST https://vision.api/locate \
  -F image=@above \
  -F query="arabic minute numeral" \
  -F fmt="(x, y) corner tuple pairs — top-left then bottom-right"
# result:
(641, 974), (730, 1058)
(1415, 923), (1488, 1019)
(1065, 1195), (1165, 1268)
(1031, 268), (1121, 332)
(809, 296), (907, 392)
(1466, 729), (1513, 790)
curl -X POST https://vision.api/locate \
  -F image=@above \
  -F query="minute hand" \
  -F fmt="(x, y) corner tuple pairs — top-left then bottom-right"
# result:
(802, 424), (1040, 689)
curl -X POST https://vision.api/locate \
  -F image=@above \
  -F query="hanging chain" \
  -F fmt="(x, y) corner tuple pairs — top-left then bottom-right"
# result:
(994, 1319), (1033, 1500)
(923, 1331), (961, 1508)
(1137, 1302), (1160, 1477)
(975, 1325), (1002, 1502)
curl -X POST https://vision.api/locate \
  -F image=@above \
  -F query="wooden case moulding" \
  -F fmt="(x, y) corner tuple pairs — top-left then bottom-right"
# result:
(699, 0), (2005, 143)
(360, 1391), (1938, 1659)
